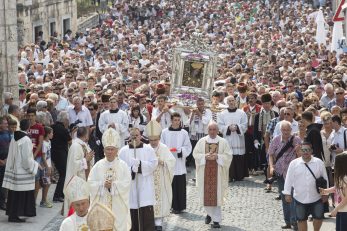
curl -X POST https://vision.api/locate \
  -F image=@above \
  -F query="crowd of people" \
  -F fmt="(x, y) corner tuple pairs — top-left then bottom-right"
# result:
(0, 0), (346, 230)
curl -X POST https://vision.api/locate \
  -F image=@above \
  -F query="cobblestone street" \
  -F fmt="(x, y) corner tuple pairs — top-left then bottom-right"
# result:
(11, 168), (333, 231)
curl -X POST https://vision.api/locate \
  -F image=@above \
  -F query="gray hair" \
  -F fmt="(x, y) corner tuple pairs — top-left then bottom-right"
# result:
(280, 120), (292, 130)
(36, 111), (46, 124)
(56, 111), (69, 123)
(36, 100), (47, 111)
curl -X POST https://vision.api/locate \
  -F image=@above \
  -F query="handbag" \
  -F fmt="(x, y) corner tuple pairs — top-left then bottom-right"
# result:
(304, 163), (327, 193)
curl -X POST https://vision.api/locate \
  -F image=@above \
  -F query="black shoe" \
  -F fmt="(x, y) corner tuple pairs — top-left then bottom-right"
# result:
(8, 217), (25, 223)
(281, 224), (291, 229)
(172, 210), (181, 214)
(155, 226), (162, 231)
(53, 197), (64, 202)
(211, 222), (221, 228)
(205, 215), (211, 224)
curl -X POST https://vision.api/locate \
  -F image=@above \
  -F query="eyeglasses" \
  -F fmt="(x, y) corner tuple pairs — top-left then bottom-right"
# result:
(336, 92), (344, 95)
(284, 113), (291, 116)
(301, 148), (311, 153)
(88, 108), (94, 111)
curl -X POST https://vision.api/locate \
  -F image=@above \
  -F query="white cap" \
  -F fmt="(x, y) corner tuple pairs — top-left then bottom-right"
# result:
(63, 176), (89, 203)
(145, 120), (162, 139)
(102, 128), (121, 149)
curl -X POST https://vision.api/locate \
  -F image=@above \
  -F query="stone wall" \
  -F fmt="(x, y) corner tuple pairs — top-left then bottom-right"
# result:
(0, 0), (19, 103)
(77, 13), (99, 32)
(16, 0), (78, 46)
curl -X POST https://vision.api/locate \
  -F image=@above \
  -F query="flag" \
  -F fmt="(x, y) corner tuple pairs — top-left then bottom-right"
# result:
(315, 10), (326, 46)
(331, 21), (344, 57)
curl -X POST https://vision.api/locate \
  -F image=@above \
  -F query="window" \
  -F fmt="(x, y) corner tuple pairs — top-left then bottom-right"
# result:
(63, 18), (70, 35)
(34, 25), (43, 43)
(50, 22), (56, 36)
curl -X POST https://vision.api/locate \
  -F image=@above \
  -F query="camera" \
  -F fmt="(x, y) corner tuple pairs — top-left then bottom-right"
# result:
(330, 144), (337, 151)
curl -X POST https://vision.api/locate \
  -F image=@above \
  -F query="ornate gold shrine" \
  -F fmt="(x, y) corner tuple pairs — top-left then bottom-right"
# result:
(169, 32), (220, 105)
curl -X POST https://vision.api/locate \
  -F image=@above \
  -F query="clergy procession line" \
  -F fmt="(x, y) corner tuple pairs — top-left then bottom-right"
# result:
(1, 0), (347, 231)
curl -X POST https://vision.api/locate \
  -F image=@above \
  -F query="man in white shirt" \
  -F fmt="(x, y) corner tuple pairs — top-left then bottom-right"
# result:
(283, 142), (328, 231)
(67, 96), (93, 129)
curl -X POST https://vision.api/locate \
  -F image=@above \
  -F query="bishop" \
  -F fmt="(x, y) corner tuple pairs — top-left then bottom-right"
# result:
(60, 176), (90, 231)
(88, 128), (131, 230)
(146, 120), (176, 231)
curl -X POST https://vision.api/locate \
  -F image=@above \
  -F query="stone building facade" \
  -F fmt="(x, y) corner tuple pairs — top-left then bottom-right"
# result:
(16, 0), (77, 46)
(0, 0), (19, 101)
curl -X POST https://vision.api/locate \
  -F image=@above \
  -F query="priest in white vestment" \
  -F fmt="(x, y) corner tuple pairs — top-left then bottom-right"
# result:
(160, 112), (192, 214)
(145, 121), (176, 231)
(193, 122), (233, 228)
(119, 128), (158, 231)
(63, 127), (94, 216)
(60, 176), (90, 231)
(217, 95), (248, 181)
(98, 96), (129, 148)
(88, 128), (131, 230)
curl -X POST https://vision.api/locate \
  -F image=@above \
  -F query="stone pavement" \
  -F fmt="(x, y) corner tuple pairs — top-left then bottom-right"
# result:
(0, 169), (336, 231)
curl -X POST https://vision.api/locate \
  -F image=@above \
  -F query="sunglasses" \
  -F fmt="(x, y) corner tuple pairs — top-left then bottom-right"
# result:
(88, 108), (94, 111)
(301, 148), (311, 153)
(336, 92), (344, 95)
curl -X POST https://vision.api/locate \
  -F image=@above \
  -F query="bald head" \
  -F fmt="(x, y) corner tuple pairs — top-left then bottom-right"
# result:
(208, 121), (219, 138)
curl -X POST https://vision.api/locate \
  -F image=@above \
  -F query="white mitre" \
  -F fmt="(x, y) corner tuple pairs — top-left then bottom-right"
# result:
(87, 202), (115, 231)
(145, 120), (162, 139)
(102, 128), (121, 148)
(63, 176), (89, 203)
